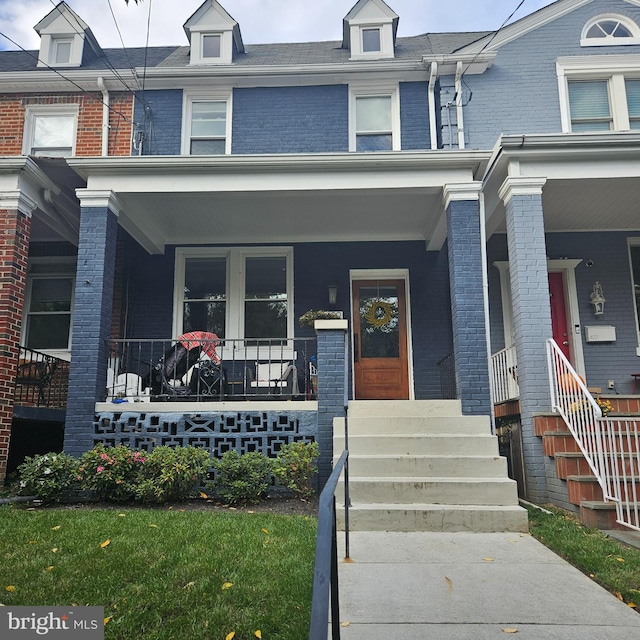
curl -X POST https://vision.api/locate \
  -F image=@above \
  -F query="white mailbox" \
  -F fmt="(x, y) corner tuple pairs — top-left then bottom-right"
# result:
(585, 325), (616, 342)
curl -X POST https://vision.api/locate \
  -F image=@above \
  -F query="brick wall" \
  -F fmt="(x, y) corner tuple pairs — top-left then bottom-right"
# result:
(0, 207), (31, 483)
(0, 93), (134, 157)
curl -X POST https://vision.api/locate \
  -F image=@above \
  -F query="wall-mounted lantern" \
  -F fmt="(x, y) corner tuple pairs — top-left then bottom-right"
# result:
(590, 281), (606, 316)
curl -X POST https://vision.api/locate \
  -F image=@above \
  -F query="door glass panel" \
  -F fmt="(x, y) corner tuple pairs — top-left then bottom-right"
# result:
(245, 256), (287, 339)
(359, 285), (399, 358)
(183, 257), (226, 336)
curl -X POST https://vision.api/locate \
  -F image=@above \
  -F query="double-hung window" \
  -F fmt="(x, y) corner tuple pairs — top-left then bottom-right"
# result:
(629, 241), (640, 355)
(23, 105), (77, 157)
(174, 247), (293, 344)
(23, 259), (75, 355)
(350, 84), (399, 152)
(559, 57), (640, 132)
(182, 91), (231, 155)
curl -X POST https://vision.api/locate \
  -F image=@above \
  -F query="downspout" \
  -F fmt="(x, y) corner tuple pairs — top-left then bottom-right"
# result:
(97, 76), (109, 156)
(428, 61), (438, 150)
(455, 61), (465, 150)
(479, 191), (496, 433)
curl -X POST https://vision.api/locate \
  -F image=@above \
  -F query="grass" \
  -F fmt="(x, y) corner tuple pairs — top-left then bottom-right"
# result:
(525, 503), (640, 609)
(0, 505), (317, 639)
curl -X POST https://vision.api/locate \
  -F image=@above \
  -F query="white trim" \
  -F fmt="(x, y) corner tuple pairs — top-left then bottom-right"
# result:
(428, 61), (438, 151)
(443, 182), (482, 210)
(628, 238), (640, 354)
(173, 246), (294, 346)
(181, 88), (232, 155)
(349, 81), (400, 152)
(498, 176), (547, 204)
(75, 189), (123, 216)
(581, 14), (640, 47)
(349, 268), (414, 400)
(22, 104), (78, 157)
(0, 190), (38, 216)
(455, 61), (465, 150)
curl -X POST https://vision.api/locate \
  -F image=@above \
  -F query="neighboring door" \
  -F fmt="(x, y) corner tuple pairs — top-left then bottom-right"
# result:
(352, 279), (409, 399)
(549, 272), (571, 361)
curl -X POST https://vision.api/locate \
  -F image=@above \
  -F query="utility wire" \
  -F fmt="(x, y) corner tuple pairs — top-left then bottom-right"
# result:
(141, 0), (153, 94)
(0, 30), (135, 125)
(106, 0), (143, 92)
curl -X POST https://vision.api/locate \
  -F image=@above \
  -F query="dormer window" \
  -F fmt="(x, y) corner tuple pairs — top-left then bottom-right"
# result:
(362, 28), (381, 52)
(343, 0), (398, 60)
(202, 34), (221, 58)
(184, 0), (244, 65)
(581, 15), (640, 46)
(51, 38), (72, 65)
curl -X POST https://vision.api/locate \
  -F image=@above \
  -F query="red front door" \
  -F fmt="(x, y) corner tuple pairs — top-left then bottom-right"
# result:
(548, 272), (571, 361)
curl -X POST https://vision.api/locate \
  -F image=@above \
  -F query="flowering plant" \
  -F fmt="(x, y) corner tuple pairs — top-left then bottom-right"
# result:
(595, 397), (613, 417)
(77, 444), (145, 502)
(299, 310), (343, 327)
(17, 452), (79, 503)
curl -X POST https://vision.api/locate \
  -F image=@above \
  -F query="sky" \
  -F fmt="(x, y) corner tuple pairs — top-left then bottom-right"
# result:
(0, 0), (559, 52)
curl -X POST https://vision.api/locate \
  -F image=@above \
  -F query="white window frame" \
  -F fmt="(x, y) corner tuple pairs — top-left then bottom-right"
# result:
(22, 104), (78, 157)
(181, 89), (232, 155)
(348, 20), (395, 60)
(173, 246), (294, 358)
(581, 14), (640, 47)
(202, 33), (222, 59)
(349, 82), (400, 152)
(22, 257), (76, 360)
(628, 238), (640, 356)
(51, 37), (73, 65)
(557, 55), (640, 132)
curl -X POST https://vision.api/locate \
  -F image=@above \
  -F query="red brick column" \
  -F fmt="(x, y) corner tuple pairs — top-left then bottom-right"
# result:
(0, 196), (34, 484)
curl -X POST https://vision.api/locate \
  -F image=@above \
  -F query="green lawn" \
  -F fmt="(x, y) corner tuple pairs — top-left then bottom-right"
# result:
(0, 505), (317, 639)
(526, 503), (640, 609)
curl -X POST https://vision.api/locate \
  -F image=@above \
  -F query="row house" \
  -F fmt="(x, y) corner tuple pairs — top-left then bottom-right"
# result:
(1, 0), (640, 532)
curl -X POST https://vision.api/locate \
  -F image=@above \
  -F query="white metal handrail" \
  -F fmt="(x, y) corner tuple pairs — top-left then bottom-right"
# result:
(491, 344), (520, 404)
(546, 338), (640, 531)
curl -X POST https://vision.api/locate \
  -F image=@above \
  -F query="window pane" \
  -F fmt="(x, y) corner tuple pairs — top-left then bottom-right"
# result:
(356, 134), (392, 151)
(191, 102), (226, 137)
(356, 96), (391, 133)
(33, 116), (74, 153)
(626, 79), (640, 120)
(245, 300), (287, 339)
(190, 139), (226, 154)
(245, 257), (287, 300)
(203, 34), (221, 58)
(632, 247), (640, 336)
(569, 81), (610, 118)
(362, 28), (381, 52)
(184, 258), (226, 301)
(54, 41), (71, 64)
(29, 278), (72, 313)
(182, 301), (226, 336)
(26, 315), (70, 350)
(359, 286), (400, 358)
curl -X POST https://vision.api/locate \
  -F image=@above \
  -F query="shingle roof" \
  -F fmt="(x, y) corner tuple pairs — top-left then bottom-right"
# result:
(0, 32), (491, 73)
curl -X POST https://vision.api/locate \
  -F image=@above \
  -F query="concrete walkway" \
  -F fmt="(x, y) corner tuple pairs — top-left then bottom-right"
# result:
(335, 531), (640, 639)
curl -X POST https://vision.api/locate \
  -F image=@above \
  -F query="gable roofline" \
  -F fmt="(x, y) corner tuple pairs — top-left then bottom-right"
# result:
(342, 0), (399, 49)
(455, 0), (594, 54)
(183, 0), (245, 54)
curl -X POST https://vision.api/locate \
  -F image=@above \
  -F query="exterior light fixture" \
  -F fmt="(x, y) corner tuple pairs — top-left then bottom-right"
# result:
(590, 281), (606, 316)
(328, 284), (338, 307)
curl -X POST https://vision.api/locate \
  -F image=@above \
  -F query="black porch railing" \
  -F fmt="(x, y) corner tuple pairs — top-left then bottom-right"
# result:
(14, 347), (70, 409)
(309, 449), (349, 640)
(105, 337), (318, 402)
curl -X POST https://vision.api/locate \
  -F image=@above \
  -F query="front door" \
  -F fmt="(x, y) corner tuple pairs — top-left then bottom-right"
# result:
(352, 279), (409, 399)
(549, 272), (571, 361)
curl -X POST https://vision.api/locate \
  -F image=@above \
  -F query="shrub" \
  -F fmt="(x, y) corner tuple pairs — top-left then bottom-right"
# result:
(211, 450), (272, 505)
(17, 452), (79, 503)
(77, 444), (145, 502)
(272, 441), (319, 500)
(135, 445), (211, 503)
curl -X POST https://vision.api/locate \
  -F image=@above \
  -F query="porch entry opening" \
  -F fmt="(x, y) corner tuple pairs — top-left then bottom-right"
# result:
(352, 279), (409, 400)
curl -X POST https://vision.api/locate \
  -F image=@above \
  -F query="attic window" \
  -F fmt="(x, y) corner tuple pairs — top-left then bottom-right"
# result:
(202, 34), (221, 58)
(52, 38), (72, 64)
(362, 28), (381, 52)
(581, 15), (640, 46)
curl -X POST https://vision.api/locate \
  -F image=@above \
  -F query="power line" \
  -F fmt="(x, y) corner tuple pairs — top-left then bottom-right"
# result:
(106, 0), (143, 92)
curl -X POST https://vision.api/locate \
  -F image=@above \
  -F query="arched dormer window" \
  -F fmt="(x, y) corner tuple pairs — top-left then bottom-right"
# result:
(581, 14), (640, 46)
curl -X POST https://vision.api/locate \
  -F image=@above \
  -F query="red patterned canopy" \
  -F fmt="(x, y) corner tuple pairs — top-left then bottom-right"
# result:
(178, 331), (221, 364)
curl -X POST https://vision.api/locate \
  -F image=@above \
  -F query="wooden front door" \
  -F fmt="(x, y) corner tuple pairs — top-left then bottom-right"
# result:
(549, 272), (571, 361)
(352, 279), (409, 400)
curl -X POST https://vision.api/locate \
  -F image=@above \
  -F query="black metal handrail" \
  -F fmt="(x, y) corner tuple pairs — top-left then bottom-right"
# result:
(14, 346), (70, 409)
(309, 449), (349, 640)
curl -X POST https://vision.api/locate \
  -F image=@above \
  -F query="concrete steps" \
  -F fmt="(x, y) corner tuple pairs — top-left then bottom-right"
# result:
(334, 400), (527, 533)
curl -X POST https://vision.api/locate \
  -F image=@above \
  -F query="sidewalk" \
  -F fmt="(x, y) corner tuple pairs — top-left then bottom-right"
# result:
(336, 531), (640, 639)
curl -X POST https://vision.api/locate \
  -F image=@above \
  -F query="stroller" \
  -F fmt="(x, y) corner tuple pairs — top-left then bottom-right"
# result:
(151, 332), (226, 399)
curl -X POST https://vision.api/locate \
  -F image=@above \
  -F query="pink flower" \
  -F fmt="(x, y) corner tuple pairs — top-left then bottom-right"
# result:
(100, 453), (109, 460)
(97, 466), (104, 473)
